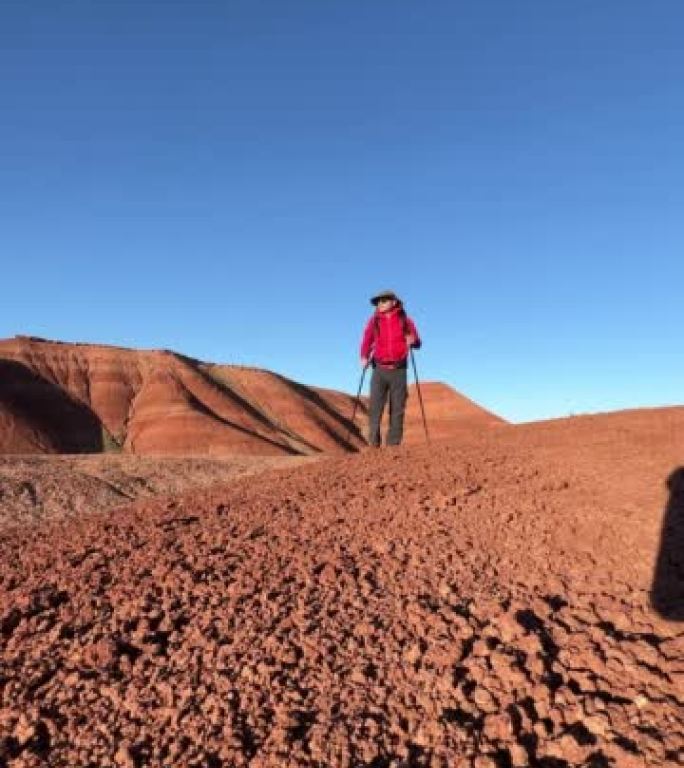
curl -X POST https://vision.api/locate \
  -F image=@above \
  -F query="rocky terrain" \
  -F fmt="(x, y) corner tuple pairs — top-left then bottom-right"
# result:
(0, 405), (682, 766)
(0, 337), (502, 457)
(0, 454), (315, 531)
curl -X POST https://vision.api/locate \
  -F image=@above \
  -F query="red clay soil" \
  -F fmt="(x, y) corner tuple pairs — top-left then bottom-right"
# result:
(1, 406), (682, 767)
(204, 366), (368, 454)
(0, 337), (501, 457)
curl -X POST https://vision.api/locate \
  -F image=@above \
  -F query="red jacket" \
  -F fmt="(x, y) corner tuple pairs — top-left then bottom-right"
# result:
(360, 306), (421, 366)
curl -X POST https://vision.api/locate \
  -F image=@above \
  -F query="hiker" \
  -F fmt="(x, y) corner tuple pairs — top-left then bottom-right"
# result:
(360, 290), (421, 447)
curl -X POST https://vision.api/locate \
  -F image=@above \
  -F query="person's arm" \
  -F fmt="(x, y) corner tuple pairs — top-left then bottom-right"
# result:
(405, 317), (421, 349)
(360, 318), (375, 366)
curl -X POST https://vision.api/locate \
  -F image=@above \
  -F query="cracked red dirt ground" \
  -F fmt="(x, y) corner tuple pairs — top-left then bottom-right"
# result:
(1, 407), (683, 767)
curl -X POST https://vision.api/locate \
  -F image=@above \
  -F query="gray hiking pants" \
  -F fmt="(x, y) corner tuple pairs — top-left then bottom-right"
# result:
(368, 363), (408, 447)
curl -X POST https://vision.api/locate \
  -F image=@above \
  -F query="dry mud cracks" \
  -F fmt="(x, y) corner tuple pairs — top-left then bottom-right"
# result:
(1, 426), (683, 767)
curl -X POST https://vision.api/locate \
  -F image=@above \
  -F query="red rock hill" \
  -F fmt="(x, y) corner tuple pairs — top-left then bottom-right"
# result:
(403, 382), (504, 444)
(0, 337), (504, 455)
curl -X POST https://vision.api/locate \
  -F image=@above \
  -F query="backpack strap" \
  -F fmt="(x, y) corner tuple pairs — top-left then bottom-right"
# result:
(399, 308), (409, 336)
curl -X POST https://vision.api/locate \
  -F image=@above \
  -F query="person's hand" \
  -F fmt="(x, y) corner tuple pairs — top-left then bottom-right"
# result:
(405, 334), (416, 348)
(361, 357), (369, 368)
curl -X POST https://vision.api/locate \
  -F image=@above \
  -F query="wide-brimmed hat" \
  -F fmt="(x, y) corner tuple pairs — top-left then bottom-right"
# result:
(370, 290), (401, 306)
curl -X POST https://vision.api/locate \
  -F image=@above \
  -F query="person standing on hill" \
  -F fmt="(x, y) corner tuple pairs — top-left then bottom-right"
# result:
(360, 290), (421, 447)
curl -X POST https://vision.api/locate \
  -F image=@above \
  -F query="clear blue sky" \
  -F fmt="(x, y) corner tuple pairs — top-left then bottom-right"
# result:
(2, 1), (683, 422)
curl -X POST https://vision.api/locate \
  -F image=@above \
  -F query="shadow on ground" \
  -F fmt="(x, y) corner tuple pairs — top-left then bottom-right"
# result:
(651, 466), (684, 620)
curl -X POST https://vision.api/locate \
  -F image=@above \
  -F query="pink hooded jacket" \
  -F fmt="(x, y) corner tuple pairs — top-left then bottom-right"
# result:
(360, 305), (421, 366)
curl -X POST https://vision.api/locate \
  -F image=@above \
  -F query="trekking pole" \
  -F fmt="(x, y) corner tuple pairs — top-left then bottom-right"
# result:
(346, 362), (370, 447)
(410, 349), (430, 444)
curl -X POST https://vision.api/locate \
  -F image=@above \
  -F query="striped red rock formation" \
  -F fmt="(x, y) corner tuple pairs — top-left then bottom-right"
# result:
(0, 337), (504, 456)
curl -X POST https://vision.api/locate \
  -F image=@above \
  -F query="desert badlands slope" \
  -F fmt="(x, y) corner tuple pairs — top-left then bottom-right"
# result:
(0, 403), (682, 767)
(0, 337), (502, 457)
(0, 336), (362, 456)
